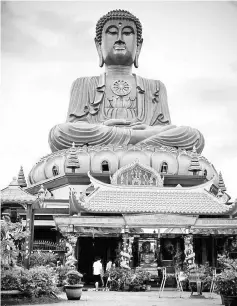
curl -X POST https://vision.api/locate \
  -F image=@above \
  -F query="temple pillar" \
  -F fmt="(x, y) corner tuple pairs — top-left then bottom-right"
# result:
(224, 236), (228, 253)
(63, 233), (78, 269)
(157, 232), (161, 266)
(24, 203), (34, 269)
(211, 236), (216, 267)
(201, 238), (207, 264)
(184, 234), (195, 271)
(120, 226), (132, 269)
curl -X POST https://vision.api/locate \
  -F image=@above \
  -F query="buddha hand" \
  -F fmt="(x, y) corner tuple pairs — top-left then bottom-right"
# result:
(129, 121), (148, 130)
(103, 119), (132, 126)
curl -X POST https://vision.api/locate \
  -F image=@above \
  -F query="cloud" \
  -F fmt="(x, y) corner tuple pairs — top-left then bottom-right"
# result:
(183, 77), (237, 105)
(228, 1), (237, 9)
(2, 2), (95, 62)
(230, 61), (237, 73)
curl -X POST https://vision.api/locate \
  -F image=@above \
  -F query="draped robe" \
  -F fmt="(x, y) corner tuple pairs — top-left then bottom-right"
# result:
(49, 74), (204, 153)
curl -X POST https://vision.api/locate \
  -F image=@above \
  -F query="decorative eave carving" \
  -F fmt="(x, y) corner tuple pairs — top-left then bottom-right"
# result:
(29, 144), (218, 186)
(34, 144), (214, 167)
(69, 187), (88, 215)
(154, 145), (178, 154)
(110, 159), (164, 187)
(216, 191), (231, 204)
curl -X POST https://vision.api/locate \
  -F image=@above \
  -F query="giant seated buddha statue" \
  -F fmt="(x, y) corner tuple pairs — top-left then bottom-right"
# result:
(49, 10), (204, 154)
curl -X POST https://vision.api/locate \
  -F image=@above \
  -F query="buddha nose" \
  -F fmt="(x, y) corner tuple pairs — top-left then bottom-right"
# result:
(118, 29), (124, 42)
(115, 39), (125, 46)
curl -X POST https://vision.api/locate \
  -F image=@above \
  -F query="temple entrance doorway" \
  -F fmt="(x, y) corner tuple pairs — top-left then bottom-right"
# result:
(78, 237), (120, 284)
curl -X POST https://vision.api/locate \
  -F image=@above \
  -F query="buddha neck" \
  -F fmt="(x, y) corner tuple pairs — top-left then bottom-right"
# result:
(105, 65), (133, 77)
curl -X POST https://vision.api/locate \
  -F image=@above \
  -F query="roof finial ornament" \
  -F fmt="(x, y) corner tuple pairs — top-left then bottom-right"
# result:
(66, 142), (80, 173)
(18, 166), (27, 188)
(9, 177), (19, 186)
(218, 172), (227, 192)
(188, 145), (202, 176)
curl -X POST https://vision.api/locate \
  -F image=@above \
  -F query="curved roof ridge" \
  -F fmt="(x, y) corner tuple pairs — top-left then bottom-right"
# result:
(1, 184), (37, 205)
(203, 189), (236, 212)
(88, 171), (216, 192)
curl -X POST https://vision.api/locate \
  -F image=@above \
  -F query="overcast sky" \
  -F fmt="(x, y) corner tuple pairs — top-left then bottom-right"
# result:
(1, 1), (237, 200)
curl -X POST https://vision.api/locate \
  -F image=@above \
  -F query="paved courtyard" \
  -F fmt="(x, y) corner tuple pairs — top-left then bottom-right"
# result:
(21, 291), (222, 306)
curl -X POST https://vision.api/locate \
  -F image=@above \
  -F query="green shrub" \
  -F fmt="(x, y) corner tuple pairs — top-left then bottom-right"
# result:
(215, 255), (237, 296)
(55, 265), (72, 287)
(1, 269), (21, 290)
(108, 267), (151, 291)
(28, 266), (58, 297)
(18, 269), (34, 296)
(1, 266), (58, 297)
(108, 267), (133, 291)
(1, 219), (29, 268)
(65, 270), (83, 285)
(215, 270), (237, 296)
(29, 251), (57, 267)
(132, 268), (151, 285)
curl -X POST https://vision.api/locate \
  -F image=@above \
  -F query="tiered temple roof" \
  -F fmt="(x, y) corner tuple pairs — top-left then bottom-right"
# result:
(188, 146), (202, 174)
(1, 177), (37, 207)
(69, 173), (237, 216)
(66, 142), (80, 171)
(17, 166), (27, 188)
(218, 172), (227, 192)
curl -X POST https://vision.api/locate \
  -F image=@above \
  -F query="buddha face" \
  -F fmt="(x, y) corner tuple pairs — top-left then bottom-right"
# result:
(142, 242), (151, 253)
(96, 19), (142, 67)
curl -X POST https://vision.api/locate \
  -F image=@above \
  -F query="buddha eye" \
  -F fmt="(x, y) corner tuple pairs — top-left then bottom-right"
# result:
(106, 27), (118, 35)
(123, 31), (132, 36)
(108, 30), (118, 35)
(122, 27), (134, 36)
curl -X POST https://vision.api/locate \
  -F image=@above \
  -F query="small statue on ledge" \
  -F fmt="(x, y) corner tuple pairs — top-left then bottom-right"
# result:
(139, 241), (157, 268)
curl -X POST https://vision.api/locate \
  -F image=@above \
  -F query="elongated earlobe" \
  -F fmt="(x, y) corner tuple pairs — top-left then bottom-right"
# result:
(134, 53), (139, 68)
(95, 38), (104, 68)
(134, 39), (143, 69)
(98, 52), (104, 68)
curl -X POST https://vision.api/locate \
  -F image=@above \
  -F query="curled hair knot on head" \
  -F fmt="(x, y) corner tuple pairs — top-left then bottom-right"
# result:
(95, 9), (143, 45)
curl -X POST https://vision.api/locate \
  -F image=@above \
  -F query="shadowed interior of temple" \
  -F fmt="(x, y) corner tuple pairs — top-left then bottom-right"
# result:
(78, 237), (120, 284)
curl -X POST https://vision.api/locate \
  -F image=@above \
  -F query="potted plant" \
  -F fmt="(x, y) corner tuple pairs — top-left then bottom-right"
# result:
(64, 270), (84, 300)
(215, 270), (237, 306)
(215, 255), (237, 306)
(129, 268), (151, 291)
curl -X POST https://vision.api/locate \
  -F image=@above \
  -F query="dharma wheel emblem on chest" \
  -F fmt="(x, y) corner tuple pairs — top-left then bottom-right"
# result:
(111, 80), (132, 96)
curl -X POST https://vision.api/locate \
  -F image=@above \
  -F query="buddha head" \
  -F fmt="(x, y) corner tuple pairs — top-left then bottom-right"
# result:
(141, 241), (151, 253)
(95, 10), (143, 68)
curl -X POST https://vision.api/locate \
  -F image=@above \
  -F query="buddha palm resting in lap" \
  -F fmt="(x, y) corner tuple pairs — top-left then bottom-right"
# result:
(49, 10), (204, 153)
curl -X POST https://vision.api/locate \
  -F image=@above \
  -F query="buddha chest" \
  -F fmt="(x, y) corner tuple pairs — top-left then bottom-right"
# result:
(104, 76), (137, 120)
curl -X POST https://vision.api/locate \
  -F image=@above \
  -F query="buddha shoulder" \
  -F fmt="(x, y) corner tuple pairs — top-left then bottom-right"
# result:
(70, 76), (101, 92)
(135, 75), (166, 93)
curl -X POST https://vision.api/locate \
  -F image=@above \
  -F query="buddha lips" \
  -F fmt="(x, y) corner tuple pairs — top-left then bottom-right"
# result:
(114, 43), (126, 50)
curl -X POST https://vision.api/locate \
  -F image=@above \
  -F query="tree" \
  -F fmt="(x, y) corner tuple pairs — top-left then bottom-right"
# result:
(1, 216), (30, 268)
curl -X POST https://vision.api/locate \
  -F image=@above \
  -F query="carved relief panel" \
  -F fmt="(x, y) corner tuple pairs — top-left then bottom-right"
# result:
(111, 159), (164, 187)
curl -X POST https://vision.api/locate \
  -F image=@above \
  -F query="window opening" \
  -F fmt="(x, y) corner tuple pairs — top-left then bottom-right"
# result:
(101, 160), (110, 172)
(160, 162), (168, 174)
(52, 165), (59, 176)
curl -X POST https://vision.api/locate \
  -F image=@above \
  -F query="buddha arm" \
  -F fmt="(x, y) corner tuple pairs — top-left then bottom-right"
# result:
(150, 81), (171, 126)
(66, 77), (101, 123)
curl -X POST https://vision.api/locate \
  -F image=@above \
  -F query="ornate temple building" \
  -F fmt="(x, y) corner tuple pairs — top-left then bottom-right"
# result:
(1, 9), (237, 282)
